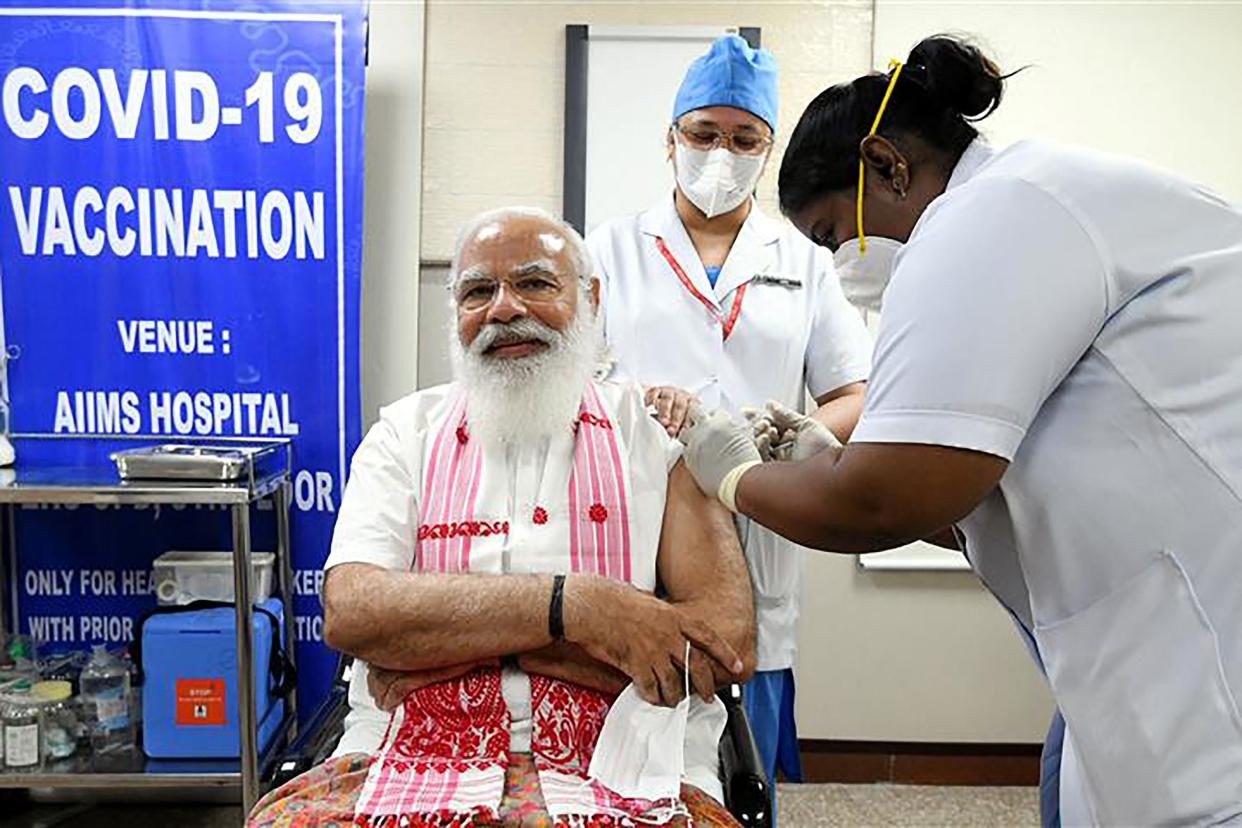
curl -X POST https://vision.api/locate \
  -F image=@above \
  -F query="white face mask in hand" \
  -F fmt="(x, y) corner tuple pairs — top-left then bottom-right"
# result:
(833, 235), (903, 314)
(588, 647), (692, 802)
(674, 143), (764, 219)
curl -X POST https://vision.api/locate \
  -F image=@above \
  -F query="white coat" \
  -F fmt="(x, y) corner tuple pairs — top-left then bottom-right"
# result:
(853, 138), (1242, 825)
(587, 196), (872, 671)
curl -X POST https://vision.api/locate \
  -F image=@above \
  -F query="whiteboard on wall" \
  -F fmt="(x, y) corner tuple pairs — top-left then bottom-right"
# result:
(859, 542), (971, 572)
(564, 25), (759, 235)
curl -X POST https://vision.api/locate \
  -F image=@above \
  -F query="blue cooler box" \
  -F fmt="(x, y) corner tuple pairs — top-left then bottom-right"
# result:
(142, 598), (288, 759)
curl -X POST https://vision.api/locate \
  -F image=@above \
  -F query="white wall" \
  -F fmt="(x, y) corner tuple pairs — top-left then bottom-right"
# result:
(361, 0), (426, 423)
(417, 263), (452, 389)
(797, 559), (1052, 742)
(419, 1), (873, 260)
(874, 1), (1242, 200)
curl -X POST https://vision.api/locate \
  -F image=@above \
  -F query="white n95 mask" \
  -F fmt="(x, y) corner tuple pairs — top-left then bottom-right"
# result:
(675, 143), (764, 219)
(833, 235), (903, 314)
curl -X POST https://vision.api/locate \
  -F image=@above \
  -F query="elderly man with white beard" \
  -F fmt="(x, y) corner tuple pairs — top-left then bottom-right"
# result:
(246, 207), (757, 828)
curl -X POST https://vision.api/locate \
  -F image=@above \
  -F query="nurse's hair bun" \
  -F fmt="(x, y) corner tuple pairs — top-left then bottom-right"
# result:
(778, 33), (1011, 217)
(907, 36), (1004, 120)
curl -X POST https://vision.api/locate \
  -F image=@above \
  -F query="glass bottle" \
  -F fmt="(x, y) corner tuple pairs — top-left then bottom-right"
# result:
(2, 682), (43, 770)
(32, 681), (77, 762)
(79, 645), (135, 753)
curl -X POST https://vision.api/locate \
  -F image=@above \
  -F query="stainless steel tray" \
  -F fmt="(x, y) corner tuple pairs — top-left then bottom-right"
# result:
(110, 444), (268, 481)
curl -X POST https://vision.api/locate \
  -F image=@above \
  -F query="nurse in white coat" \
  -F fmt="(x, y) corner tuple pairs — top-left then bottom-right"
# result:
(586, 35), (872, 793)
(678, 35), (1242, 826)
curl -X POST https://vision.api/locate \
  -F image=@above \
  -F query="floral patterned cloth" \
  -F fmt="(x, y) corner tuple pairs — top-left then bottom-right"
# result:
(247, 752), (740, 828)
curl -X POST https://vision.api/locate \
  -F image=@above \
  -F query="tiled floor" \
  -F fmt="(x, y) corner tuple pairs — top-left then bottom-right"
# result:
(5, 784), (1039, 827)
(779, 783), (1039, 827)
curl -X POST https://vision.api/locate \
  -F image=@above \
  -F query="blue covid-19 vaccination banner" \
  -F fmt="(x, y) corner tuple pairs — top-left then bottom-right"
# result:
(0, 0), (366, 720)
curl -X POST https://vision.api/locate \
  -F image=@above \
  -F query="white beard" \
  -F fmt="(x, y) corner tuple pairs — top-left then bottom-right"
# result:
(450, 300), (602, 449)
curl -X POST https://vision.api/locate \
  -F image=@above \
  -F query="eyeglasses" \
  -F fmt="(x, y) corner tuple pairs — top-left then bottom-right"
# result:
(453, 272), (570, 311)
(674, 123), (772, 156)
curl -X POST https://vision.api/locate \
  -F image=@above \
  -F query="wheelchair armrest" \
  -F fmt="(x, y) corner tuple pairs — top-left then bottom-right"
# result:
(717, 685), (771, 828)
(269, 678), (350, 787)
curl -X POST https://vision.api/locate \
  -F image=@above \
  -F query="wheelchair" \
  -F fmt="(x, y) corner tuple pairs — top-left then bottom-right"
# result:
(273, 656), (772, 827)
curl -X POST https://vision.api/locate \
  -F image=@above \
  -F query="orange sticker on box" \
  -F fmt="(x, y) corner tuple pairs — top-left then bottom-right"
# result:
(176, 679), (226, 726)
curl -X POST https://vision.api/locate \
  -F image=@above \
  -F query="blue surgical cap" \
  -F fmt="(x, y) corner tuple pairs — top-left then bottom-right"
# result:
(673, 35), (779, 132)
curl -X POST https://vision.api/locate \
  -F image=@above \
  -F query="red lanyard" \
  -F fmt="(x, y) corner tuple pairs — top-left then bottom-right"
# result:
(654, 237), (748, 341)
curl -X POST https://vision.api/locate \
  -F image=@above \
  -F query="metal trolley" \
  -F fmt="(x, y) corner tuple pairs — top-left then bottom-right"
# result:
(0, 439), (295, 813)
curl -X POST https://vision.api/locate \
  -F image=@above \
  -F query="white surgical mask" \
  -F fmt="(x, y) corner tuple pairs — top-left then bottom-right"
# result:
(590, 642), (717, 810)
(674, 143), (764, 219)
(588, 682), (690, 802)
(833, 235), (903, 314)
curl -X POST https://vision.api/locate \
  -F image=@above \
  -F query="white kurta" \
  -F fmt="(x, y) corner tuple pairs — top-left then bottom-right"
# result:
(588, 197), (872, 670)
(323, 380), (725, 801)
(853, 138), (1242, 825)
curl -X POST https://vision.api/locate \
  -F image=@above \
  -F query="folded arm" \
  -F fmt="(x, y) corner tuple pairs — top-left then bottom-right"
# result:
(367, 643), (630, 713)
(323, 565), (556, 671)
(516, 640), (629, 696)
(323, 561), (742, 703)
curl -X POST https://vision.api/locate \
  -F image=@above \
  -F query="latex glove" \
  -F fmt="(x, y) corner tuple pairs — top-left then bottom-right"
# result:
(678, 401), (761, 512)
(763, 400), (843, 463)
(741, 406), (780, 461)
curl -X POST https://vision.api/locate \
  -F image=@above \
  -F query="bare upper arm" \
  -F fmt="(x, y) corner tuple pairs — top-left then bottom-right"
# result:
(656, 461), (748, 603)
(656, 462), (755, 679)
(826, 442), (1005, 548)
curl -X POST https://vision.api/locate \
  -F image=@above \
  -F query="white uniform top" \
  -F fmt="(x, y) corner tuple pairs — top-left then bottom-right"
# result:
(852, 138), (1242, 825)
(588, 196), (872, 670)
(324, 381), (726, 802)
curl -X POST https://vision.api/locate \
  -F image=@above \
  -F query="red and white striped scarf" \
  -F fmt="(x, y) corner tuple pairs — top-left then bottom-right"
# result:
(354, 385), (684, 827)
